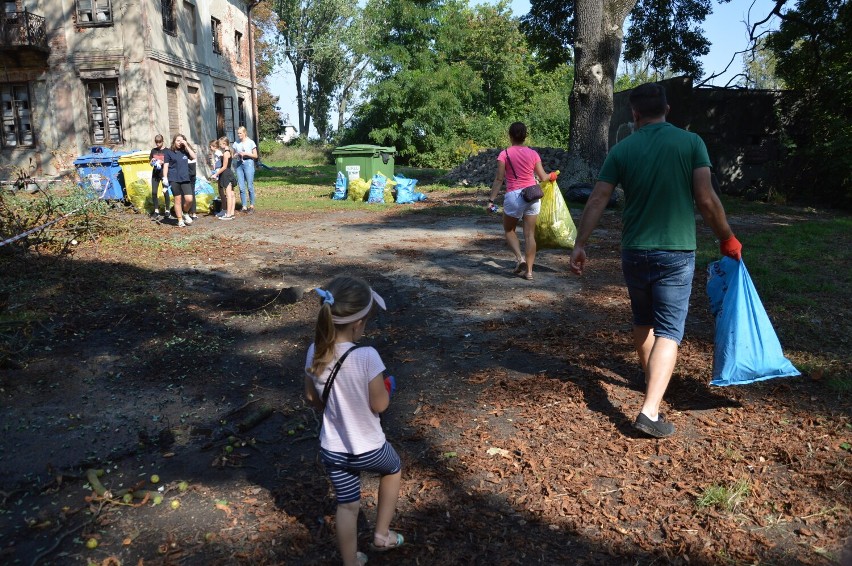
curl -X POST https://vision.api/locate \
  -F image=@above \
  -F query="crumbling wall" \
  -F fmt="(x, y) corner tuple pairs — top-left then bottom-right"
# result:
(610, 77), (785, 196)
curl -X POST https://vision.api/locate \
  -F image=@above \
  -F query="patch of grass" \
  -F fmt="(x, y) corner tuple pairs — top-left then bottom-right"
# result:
(696, 215), (851, 298)
(257, 183), (397, 213)
(697, 479), (751, 511)
(826, 374), (852, 394)
(260, 144), (331, 167)
(740, 217), (851, 300)
(255, 164), (337, 187)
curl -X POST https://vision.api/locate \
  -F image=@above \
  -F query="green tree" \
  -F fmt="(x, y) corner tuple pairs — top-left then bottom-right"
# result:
(767, 0), (851, 207)
(256, 86), (284, 141)
(741, 36), (784, 90)
(271, 0), (351, 138)
(253, 3), (284, 140)
(349, 0), (542, 166)
(521, 0), (713, 169)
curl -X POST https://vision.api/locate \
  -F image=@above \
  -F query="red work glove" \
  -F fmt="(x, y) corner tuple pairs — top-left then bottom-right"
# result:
(720, 235), (742, 261)
(548, 172), (558, 183)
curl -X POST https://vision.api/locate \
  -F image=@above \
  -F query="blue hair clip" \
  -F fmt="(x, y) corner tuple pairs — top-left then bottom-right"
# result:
(315, 288), (335, 306)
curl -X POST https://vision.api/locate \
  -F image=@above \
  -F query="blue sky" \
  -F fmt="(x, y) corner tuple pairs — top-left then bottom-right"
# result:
(268, 0), (781, 132)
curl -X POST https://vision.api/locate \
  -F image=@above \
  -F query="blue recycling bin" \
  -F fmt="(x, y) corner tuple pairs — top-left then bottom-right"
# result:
(73, 146), (132, 200)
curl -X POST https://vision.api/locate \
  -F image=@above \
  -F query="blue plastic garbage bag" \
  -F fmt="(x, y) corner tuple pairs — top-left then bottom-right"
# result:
(394, 174), (426, 204)
(368, 173), (387, 203)
(332, 171), (348, 200)
(706, 257), (799, 386)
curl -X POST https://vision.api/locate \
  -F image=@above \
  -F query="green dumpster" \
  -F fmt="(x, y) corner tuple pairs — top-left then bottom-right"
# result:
(332, 144), (396, 182)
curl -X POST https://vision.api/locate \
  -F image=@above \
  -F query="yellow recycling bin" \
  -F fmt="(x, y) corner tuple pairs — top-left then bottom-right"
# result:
(118, 151), (157, 213)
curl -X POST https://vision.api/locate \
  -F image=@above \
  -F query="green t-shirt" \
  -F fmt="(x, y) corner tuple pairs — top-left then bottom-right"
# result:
(598, 122), (711, 250)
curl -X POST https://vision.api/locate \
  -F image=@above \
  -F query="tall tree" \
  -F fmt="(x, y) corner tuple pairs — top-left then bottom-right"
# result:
(271, 0), (350, 137)
(332, 11), (374, 137)
(522, 0), (714, 169)
(349, 0), (538, 166)
(253, 2), (284, 140)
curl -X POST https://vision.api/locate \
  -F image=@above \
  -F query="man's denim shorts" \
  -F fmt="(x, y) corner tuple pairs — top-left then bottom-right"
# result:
(621, 249), (695, 344)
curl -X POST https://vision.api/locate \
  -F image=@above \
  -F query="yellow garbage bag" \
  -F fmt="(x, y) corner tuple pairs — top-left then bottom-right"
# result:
(126, 179), (165, 213)
(348, 178), (370, 202)
(535, 174), (577, 249)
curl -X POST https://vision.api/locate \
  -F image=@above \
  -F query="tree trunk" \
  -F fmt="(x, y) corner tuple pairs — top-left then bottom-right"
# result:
(569, 0), (636, 171)
(290, 57), (307, 136)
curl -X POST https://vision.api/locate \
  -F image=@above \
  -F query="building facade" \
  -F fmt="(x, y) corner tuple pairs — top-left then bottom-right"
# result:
(0, 0), (255, 178)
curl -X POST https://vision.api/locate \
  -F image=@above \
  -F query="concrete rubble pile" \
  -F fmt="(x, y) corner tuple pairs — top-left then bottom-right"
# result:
(442, 147), (596, 190)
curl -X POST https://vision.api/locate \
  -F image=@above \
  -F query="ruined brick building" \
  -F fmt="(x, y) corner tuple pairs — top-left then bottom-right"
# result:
(0, 0), (256, 177)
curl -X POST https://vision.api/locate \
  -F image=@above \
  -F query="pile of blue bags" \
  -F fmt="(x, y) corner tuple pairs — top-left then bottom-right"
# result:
(332, 172), (426, 204)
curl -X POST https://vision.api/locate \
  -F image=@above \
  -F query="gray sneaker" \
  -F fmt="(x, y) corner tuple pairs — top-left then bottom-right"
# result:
(633, 413), (675, 438)
(219, 214), (234, 221)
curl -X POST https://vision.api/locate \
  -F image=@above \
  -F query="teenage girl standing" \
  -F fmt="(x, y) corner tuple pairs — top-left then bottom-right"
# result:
(162, 133), (196, 228)
(214, 137), (237, 220)
(304, 276), (404, 566)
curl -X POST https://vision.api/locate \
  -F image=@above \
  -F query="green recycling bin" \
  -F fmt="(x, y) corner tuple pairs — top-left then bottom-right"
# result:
(332, 144), (396, 182)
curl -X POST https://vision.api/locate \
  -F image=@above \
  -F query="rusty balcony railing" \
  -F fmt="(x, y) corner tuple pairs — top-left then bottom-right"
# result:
(0, 11), (48, 51)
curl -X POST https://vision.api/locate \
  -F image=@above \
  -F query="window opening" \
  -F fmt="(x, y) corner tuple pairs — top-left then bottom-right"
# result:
(211, 17), (221, 53)
(77, 0), (113, 25)
(162, 0), (176, 34)
(1, 83), (33, 148)
(86, 79), (122, 144)
(184, 1), (196, 44)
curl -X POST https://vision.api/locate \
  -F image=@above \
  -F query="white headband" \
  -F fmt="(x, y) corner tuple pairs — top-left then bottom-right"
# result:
(315, 287), (386, 324)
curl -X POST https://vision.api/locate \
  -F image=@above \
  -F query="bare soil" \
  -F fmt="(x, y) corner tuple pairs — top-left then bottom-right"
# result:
(1, 191), (850, 565)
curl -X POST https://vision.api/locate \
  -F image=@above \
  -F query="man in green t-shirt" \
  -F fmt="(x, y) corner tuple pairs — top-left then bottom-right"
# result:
(569, 83), (743, 438)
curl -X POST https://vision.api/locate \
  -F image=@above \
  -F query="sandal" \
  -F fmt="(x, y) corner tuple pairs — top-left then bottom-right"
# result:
(513, 260), (527, 274)
(523, 272), (533, 280)
(370, 529), (404, 552)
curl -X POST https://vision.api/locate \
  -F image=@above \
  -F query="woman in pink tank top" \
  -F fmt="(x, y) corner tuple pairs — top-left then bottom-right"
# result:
(487, 122), (557, 280)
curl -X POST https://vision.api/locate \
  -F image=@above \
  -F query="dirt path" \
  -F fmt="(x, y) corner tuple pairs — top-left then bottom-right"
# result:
(1, 203), (849, 565)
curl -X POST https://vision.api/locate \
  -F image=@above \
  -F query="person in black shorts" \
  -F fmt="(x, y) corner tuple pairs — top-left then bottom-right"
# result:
(162, 133), (197, 228)
(214, 136), (237, 220)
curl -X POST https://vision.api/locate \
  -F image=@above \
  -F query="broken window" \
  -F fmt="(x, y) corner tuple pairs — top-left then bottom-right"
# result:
(214, 93), (234, 140)
(77, 0), (112, 25)
(85, 79), (122, 144)
(238, 97), (246, 131)
(211, 17), (221, 53)
(162, 0), (176, 35)
(1, 83), (34, 148)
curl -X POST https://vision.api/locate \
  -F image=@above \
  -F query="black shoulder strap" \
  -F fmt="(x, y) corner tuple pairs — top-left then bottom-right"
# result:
(504, 147), (518, 180)
(321, 345), (363, 409)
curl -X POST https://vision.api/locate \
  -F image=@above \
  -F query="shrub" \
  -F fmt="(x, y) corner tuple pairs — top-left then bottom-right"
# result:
(0, 182), (122, 258)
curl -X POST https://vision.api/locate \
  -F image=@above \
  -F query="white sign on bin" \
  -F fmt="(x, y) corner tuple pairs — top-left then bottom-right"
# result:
(345, 165), (360, 181)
